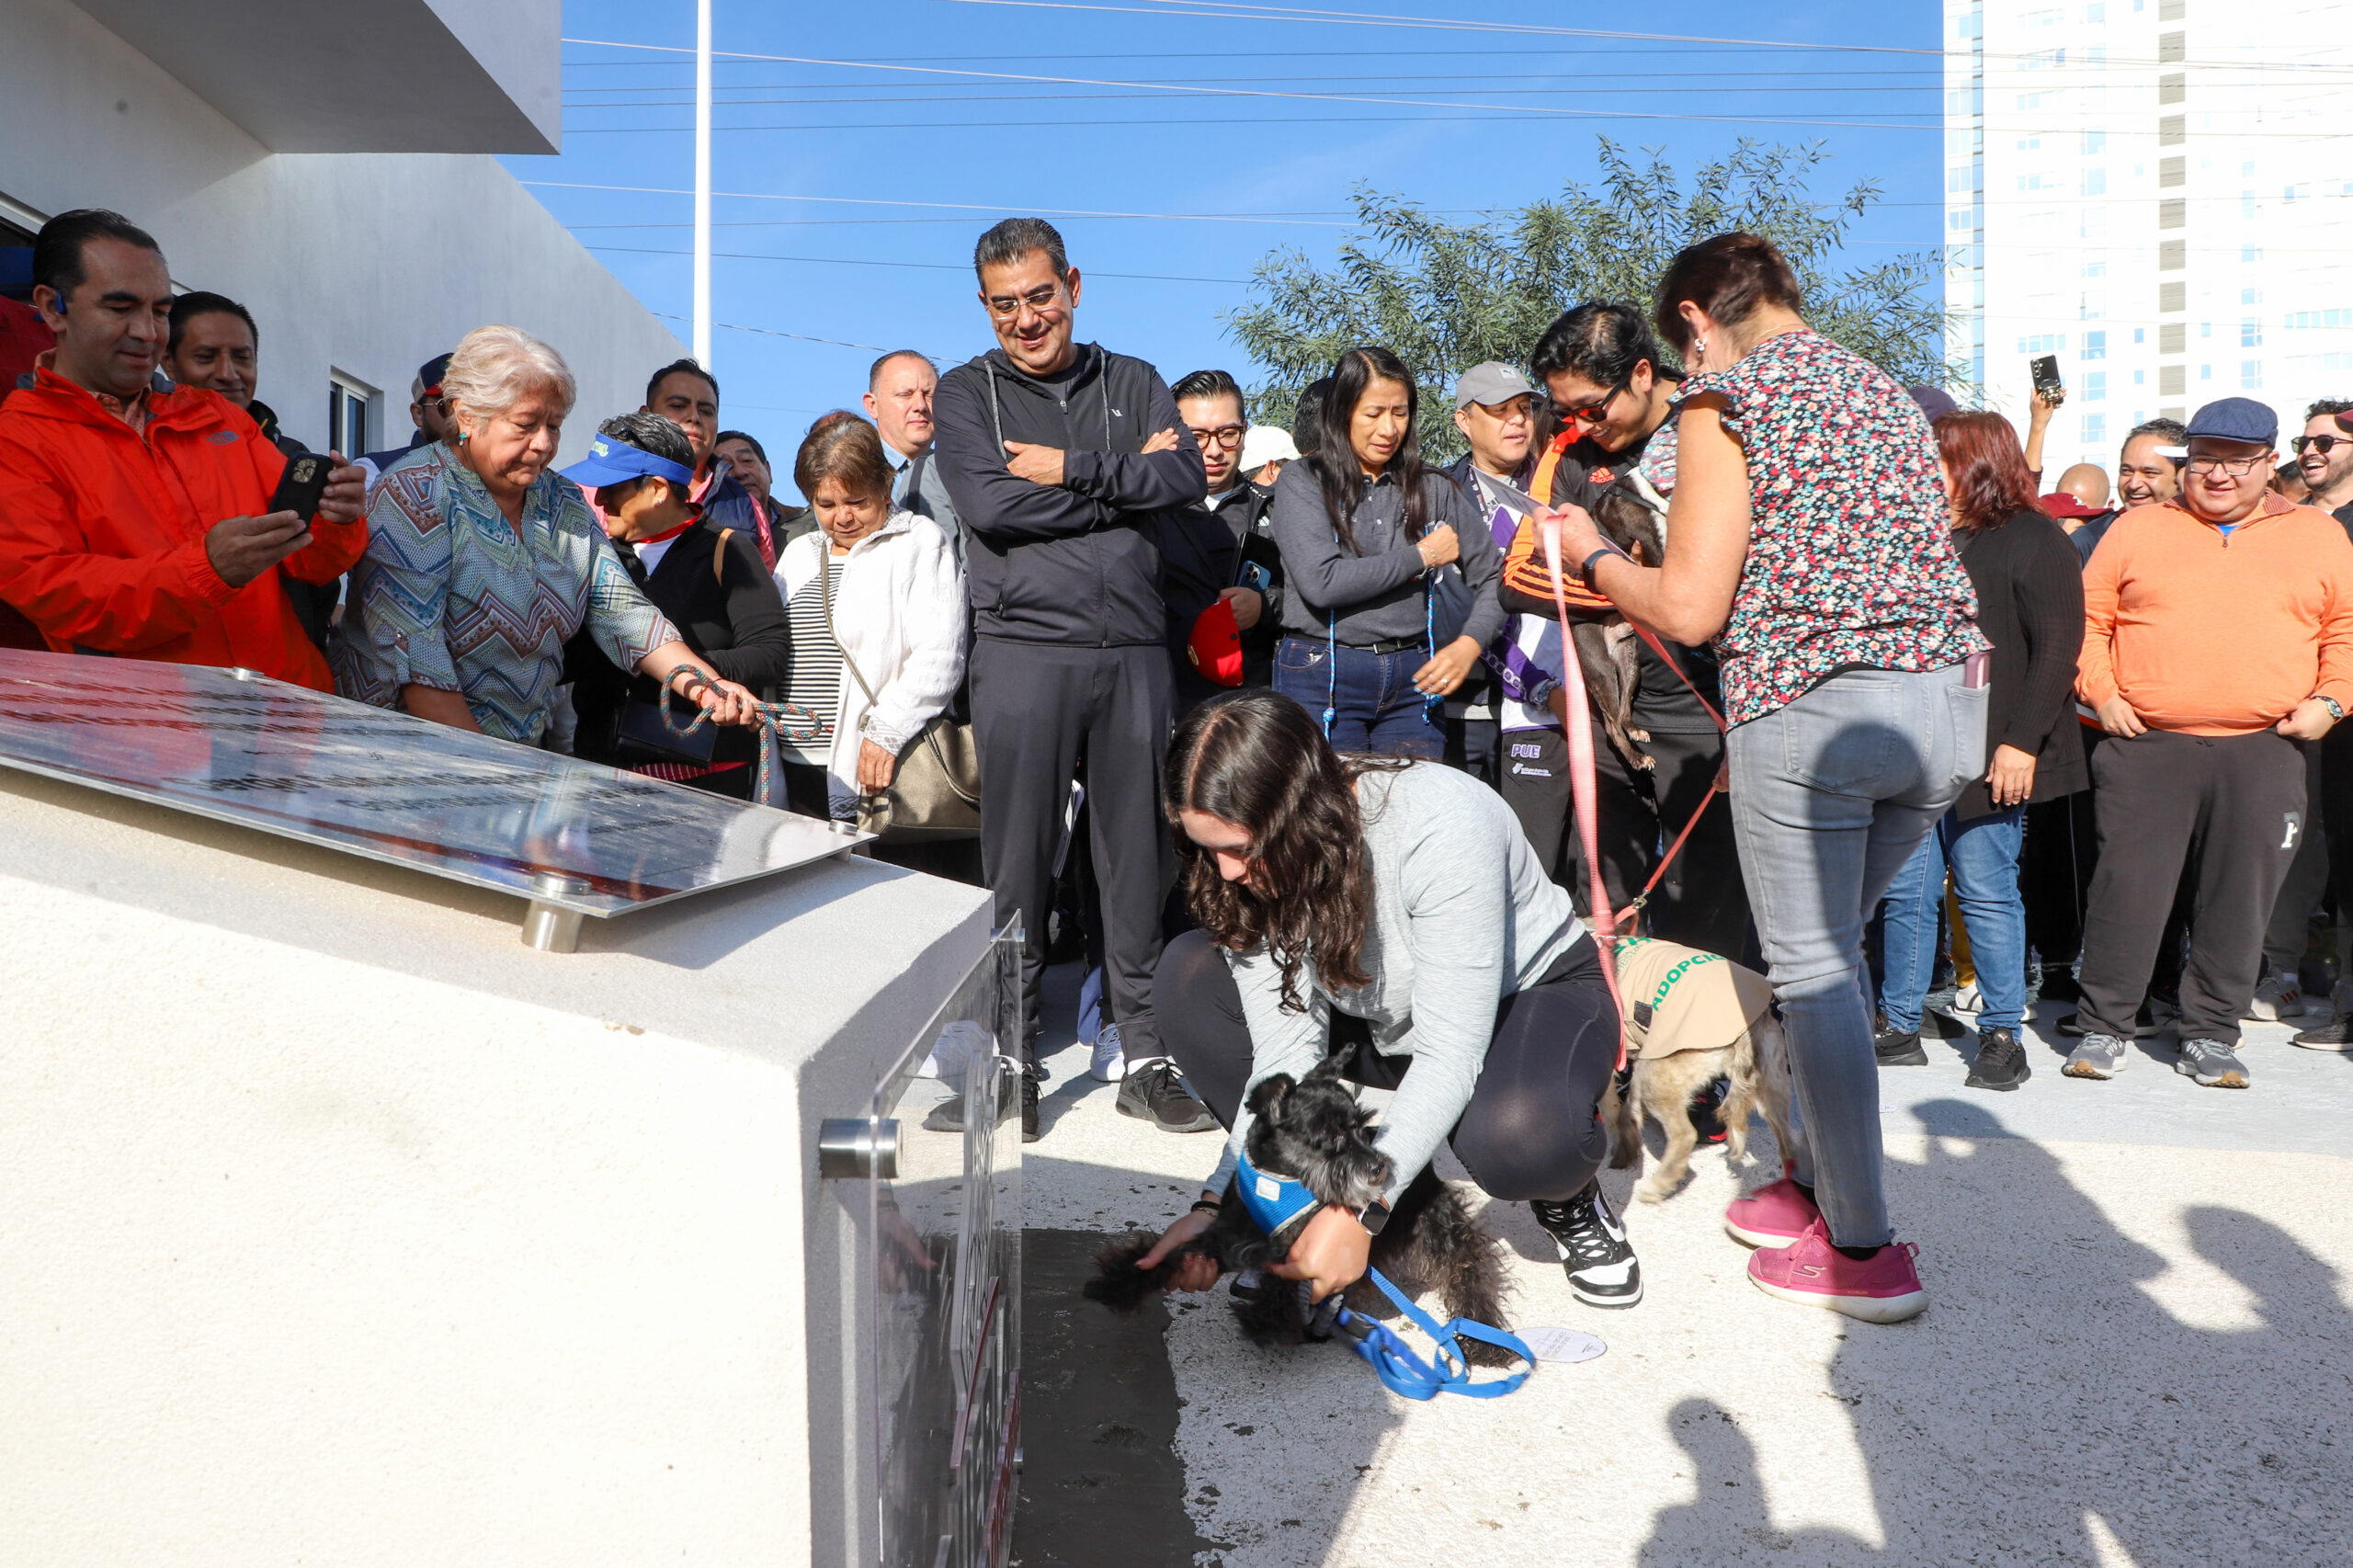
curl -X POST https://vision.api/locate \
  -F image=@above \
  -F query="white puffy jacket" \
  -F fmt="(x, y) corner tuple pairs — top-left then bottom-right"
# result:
(774, 512), (967, 801)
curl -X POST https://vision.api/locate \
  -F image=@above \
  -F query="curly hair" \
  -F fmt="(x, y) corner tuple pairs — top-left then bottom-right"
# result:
(1164, 691), (1408, 1013)
(1933, 411), (2047, 533)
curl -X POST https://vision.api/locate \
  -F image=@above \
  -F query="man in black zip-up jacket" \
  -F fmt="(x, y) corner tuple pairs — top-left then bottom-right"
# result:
(932, 218), (1212, 1138)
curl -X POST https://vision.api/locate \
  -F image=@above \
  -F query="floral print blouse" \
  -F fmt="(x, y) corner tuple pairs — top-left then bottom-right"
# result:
(332, 444), (680, 744)
(1678, 329), (1984, 724)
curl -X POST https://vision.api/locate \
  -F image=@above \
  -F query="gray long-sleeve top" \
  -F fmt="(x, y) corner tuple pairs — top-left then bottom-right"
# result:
(1267, 460), (1506, 648)
(1201, 762), (1589, 1207)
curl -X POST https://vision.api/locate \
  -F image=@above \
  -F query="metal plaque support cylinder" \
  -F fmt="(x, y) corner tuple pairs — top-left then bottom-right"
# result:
(817, 1118), (901, 1180)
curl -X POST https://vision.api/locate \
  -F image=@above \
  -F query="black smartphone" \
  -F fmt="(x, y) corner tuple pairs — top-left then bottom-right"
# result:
(2029, 355), (2064, 401)
(267, 451), (331, 522)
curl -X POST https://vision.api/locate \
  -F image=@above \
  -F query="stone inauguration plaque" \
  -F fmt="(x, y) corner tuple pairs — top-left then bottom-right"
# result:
(0, 648), (864, 948)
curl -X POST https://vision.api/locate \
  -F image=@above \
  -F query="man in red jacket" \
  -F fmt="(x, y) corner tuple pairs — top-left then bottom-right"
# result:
(0, 210), (366, 692)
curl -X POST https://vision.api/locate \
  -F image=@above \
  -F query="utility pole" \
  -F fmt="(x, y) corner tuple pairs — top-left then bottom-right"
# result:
(692, 0), (712, 369)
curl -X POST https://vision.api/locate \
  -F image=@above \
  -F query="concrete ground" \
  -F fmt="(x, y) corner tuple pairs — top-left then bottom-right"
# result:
(973, 967), (2353, 1568)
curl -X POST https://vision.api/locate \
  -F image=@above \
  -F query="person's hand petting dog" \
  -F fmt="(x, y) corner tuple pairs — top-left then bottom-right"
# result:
(1267, 1204), (1372, 1301)
(1135, 1207), (1222, 1292)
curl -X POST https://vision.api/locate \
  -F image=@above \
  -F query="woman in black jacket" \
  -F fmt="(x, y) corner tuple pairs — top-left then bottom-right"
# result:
(1266, 347), (1503, 758)
(563, 411), (791, 797)
(1876, 411), (2087, 1089)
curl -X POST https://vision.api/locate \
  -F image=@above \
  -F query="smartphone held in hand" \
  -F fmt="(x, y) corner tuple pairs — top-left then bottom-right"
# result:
(267, 452), (332, 523)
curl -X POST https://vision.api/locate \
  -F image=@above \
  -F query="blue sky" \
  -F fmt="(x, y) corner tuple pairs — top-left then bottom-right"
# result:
(506, 1), (1942, 498)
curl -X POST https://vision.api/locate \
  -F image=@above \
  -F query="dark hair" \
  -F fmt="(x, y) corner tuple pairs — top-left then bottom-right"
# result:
(2121, 417), (2188, 462)
(33, 209), (163, 301)
(2306, 399), (2353, 421)
(644, 357), (719, 408)
(868, 348), (933, 391)
(1933, 412), (2045, 534)
(1172, 368), (1245, 414)
(1307, 347), (1432, 551)
(794, 415), (895, 502)
(1165, 690), (1409, 1012)
(597, 412), (698, 502)
(1530, 301), (1675, 394)
(974, 217), (1069, 281)
(1291, 377), (1332, 457)
(165, 290), (257, 355)
(1653, 232), (1803, 354)
(714, 428), (766, 464)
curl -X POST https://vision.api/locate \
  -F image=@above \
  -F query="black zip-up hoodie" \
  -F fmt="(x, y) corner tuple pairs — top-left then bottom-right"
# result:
(933, 342), (1205, 645)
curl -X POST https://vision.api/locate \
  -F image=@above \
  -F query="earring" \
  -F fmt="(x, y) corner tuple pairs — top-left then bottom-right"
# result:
(1692, 337), (1710, 360)
(458, 429), (471, 445)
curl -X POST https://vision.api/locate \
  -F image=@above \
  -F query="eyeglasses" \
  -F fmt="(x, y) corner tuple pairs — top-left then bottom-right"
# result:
(1188, 424), (1245, 450)
(2292, 434), (2347, 455)
(1555, 377), (1630, 425)
(983, 281), (1066, 318)
(2185, 453), (2270, 477)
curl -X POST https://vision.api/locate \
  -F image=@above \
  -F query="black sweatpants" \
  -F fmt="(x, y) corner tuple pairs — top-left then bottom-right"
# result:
(1497, 724), (1750, 960)
(2077, 728), (2308, 1045)
(2262, 737), (2330, 976)
(971, 638), (1174, 1065)
(1156, 929), (1620, 1204)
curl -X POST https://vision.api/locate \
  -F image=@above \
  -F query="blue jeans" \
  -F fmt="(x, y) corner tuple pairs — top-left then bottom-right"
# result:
(1272, 635), (1441, 758)
(1726, 665), (1988, 1248)
(1879, 805), (2028, 1033)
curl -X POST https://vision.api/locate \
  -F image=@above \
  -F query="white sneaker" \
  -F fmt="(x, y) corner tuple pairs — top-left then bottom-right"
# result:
(2248, 972), (2305, 1021)
(1090, 1021), (1127, 1082)
(1954, 982), (1983, 1014)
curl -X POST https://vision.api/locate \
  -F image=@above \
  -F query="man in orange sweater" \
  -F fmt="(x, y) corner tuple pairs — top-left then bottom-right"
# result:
(2068, 397), (2353, 1089)
(0, 210), (366, 692)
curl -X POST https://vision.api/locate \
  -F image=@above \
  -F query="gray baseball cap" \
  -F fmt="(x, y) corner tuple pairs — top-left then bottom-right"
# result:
(1454, 361), (1536, 412)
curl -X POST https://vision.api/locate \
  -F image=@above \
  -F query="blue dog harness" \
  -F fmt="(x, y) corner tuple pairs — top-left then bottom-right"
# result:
(1233, 1151), (1533, 1400)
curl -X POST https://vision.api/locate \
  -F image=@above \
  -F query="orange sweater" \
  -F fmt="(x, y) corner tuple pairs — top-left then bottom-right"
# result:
(2077, 493), (2353, 736)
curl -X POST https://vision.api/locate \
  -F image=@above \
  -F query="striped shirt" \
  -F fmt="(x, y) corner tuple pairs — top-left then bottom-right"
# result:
(780, 558), (847, 764)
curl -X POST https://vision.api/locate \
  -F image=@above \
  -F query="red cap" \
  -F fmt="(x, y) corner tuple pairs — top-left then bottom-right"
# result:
(2040, 491), (2101, 519)
(1187, 598), (1245, 687)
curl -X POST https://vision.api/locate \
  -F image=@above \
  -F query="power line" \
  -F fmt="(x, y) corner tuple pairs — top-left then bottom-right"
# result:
(592, 244), (1245, 284)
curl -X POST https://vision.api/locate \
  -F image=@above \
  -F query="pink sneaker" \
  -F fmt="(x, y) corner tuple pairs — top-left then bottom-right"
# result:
(1746, 1219), (1928, 1324)
(1723, 1165), (1821, 1249)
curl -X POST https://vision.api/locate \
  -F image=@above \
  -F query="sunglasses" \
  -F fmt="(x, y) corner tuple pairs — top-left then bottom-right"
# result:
(2293, 434), (2347, 455)
(1555, 376), (1630, 425)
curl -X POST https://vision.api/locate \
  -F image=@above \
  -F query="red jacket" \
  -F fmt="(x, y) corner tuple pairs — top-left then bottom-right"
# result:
(0, 367), (364, 690)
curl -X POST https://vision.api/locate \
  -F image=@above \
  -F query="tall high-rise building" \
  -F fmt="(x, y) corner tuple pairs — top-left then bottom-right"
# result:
(1945, 0), (2353, 474)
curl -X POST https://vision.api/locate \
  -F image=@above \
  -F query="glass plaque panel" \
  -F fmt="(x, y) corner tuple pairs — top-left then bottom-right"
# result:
(0, 649), (861, 919)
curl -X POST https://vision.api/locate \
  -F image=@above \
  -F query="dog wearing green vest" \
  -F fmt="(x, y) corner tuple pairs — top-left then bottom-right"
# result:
(1602, 936), (1801, 1204)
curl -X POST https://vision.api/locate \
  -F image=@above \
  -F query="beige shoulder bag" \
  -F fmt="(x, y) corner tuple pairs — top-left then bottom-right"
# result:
(819, 543), (982, 841)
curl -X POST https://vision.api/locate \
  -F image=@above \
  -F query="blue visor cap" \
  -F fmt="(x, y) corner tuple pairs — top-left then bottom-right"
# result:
(560, 435), (697, 490)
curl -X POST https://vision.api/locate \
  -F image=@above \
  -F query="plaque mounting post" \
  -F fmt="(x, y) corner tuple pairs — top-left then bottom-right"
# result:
(522, 873), (589, 952)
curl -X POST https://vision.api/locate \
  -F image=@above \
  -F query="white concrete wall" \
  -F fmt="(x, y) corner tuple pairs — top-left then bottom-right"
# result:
(1, 0), (680, 462)
(0, 764), (995, 1568)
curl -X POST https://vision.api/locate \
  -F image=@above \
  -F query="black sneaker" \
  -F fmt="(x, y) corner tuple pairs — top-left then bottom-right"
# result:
(1688, 1076), (1731, 1144)
(1965, 1027), (2030, 1092)
(1925, 1009), (1969, 1040)
(2292, 1012), (2353, 1052)
(1115, 1060), (1219, 1133)
(1874, 1019), (1928, 1066)
(1530, 1180), (1643, 1309)
(922, 1063), (1036, 1137)
(1020, 1066), (1040, 1142)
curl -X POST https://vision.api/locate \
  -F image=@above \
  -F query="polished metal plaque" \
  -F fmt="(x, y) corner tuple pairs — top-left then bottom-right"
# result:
(0, 648), (863, 941)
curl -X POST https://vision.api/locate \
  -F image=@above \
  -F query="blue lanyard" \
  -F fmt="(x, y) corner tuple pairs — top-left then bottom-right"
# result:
(1330, 1267), (1533, 1400)
(1319, 517), (1442, 740)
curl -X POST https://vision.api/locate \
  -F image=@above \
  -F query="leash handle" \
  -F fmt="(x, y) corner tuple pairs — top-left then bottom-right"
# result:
(1533, 508), (1631, 1074)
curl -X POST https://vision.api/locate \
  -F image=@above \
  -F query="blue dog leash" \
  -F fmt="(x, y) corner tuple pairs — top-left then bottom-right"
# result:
(1235, 1151), (1532, 1400)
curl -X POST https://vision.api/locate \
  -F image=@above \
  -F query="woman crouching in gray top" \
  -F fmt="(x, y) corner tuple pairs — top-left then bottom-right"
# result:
(1135, 689), (1641, 1310)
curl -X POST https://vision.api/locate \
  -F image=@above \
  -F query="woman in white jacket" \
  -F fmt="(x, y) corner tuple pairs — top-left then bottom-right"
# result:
(773, 418), (967, 854)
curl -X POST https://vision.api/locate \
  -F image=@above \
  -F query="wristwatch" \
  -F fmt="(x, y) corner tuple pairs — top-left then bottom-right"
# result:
(1355, 1199), (1392, 1236)
(2320, 696), (2345, 722)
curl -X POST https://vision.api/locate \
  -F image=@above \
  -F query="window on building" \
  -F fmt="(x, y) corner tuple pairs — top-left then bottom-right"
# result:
(2133, 328), (2146, 344)
(2242, 161), (2257, 177)
(2084, 331), (2108, 359)
(2086, 169), (2108, 196)
(2242, 361), (2263, 390)
(2017, 136), (2043, 152)
(2083, 262), (2107, 279)
(2134, 369), (2145, 385)
(2200, 365), (2212, 381)
(2243, 245), (2263, 263)
(2283, 309), (2353, 330)
(2082, 130), (2107, 154)
(328, 374), (374, 460)
(2085, 372), (2108, 402)
(2242, 320), (2263, 347)
(2084, 413), (2107, 444)
(2242, 288), (2262, 305)
(2016, 334), (2069, 354)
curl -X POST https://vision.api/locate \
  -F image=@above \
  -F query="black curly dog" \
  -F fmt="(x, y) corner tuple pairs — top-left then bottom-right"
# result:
(1084, 1056), (1516, 1366)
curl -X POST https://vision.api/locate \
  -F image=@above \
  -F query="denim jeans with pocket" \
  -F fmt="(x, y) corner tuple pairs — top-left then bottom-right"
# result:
(1272, 634), (1441, 758)
(1879, 804), (2028, 1033)
(1726, 664), (1989, 1248)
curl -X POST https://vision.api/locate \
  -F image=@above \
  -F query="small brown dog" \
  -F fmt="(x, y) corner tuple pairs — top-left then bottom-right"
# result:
(1571, 481), (1669, 773)
(1600, 936), (1801, 1203)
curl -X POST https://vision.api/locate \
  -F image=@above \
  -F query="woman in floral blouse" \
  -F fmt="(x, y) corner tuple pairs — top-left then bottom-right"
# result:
(335, 324), (762, 745)
(1550, 233), (1987, 1325)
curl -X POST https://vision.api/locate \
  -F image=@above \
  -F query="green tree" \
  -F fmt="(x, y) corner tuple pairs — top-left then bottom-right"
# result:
(1227, 139), (1957, 462)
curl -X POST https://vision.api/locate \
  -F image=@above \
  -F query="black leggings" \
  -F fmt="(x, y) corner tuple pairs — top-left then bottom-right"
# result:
(1157, 929), (1620, 1204)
